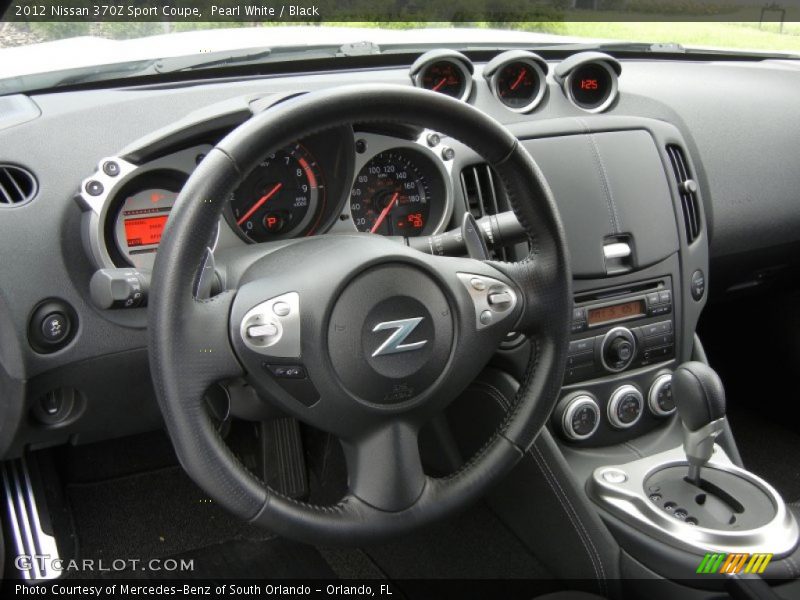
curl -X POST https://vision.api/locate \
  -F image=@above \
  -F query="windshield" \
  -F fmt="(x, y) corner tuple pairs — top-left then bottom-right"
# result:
(1, 19), (798, 94)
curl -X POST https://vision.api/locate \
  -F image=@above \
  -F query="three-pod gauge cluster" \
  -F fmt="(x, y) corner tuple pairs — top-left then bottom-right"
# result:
(410, 49), (622, 114)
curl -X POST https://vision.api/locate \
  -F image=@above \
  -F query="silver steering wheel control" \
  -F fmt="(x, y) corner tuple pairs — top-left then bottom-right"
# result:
(456, 273), (518, 330)
(239, 292), (300, 358)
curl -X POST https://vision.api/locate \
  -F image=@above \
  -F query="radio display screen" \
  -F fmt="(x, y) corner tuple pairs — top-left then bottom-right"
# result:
(588, 300), (645, 326)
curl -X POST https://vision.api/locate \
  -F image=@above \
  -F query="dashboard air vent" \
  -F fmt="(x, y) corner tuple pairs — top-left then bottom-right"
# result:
(461, 164), (513, 260)
(665, 145), (701, 244)
(460, 163), (506, 219)
(0, 165), (37, 207)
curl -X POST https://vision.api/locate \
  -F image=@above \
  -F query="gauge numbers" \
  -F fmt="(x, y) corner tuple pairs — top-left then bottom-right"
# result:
(350, 150), (433, 237)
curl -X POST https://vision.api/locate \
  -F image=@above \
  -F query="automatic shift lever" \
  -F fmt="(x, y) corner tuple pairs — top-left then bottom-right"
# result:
(672, 361), (728, 486)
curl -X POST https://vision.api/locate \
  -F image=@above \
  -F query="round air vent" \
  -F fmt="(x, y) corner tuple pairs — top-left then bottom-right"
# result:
(0, 164), (37, 206)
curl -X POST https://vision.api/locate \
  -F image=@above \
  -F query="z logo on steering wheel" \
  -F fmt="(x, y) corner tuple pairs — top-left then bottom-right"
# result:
(371, 317), (428, 357)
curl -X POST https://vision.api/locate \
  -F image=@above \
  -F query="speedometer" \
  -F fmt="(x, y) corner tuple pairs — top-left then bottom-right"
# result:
(350, 149), (442, 237)
(229, 143), (324, 242)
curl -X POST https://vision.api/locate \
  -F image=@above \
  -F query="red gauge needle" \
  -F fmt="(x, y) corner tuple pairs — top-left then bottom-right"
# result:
(510, 68), (527, 91)
(432, 78), (448, 92)
(370, 192), (399, 234)
(236, 182), (283, 226)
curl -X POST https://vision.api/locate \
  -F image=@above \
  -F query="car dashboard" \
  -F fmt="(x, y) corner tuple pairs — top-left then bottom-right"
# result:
(1, 47), (800, 458)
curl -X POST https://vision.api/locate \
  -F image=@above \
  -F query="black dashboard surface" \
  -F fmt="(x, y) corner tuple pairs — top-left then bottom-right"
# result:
(0, 53), (798, 454)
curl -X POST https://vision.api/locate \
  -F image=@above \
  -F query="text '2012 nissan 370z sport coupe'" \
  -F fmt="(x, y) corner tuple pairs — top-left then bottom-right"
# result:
(0, 6), (800, 600)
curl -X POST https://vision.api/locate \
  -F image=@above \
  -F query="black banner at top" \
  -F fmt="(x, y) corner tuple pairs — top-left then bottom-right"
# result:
(2, 0), (800, 22)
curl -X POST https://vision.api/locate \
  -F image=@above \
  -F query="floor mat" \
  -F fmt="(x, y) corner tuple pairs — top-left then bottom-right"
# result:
(361, 504), (559, 599)
(66, 465), (274, 560)
(69, 538), (339, 580)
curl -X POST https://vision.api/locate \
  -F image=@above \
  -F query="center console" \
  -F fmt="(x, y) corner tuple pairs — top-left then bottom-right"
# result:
(476, 116), (800, 598)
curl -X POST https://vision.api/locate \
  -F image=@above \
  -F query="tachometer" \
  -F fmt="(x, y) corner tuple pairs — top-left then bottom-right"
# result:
(350, 149), (440, 237)
(229, 143), (324, 242)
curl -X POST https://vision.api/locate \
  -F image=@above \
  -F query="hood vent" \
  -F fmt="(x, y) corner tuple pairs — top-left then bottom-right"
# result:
(0, 165), (37, 207)
(665, 145), (701, 244)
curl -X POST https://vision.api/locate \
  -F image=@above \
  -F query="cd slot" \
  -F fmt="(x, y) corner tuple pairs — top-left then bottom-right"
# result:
(575, 280), (662, 305)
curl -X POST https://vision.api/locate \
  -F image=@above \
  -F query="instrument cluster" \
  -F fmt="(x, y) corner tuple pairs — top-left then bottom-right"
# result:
(79, 127), (454, 272)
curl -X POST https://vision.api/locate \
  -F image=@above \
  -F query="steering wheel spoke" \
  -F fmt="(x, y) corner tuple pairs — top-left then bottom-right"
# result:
(342, 421), (426, 512)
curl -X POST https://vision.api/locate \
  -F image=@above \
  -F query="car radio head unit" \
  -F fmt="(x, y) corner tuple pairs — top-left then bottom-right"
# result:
(566, 278), (675, 384)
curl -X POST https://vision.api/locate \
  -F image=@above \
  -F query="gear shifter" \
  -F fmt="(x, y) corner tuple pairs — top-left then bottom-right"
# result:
(589, 360), (798, 555)
(672, 361), (728, 486)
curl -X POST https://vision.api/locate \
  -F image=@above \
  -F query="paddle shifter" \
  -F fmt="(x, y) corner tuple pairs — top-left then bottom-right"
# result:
(672, 361), (728, 486)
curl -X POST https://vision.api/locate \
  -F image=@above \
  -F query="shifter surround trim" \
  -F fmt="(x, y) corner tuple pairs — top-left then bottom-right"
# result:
(587, 445), (799, 557)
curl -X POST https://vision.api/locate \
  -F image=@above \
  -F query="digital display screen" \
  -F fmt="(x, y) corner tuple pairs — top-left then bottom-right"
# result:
(124, 215), (169, 248)
(587, 300), (645, 326)
(570, 64), (612, 108)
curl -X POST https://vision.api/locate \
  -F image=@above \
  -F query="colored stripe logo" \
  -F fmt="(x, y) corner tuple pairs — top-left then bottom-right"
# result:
(696, 553), (772, 574)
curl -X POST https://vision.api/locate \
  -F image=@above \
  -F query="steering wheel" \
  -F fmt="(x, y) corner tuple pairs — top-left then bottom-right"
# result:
(148, 84), (571, 545)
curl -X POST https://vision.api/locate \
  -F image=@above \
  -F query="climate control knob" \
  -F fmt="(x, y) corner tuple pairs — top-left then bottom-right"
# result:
(601, 327), (637, 372)
(559, 393), (601, 441)
(649, 373), (676, 416)
(607, 384), (644, 429)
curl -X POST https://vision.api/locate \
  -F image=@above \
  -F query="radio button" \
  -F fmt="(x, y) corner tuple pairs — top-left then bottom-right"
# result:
(565, 363), (595, 383)
(567, 352), (594, 368)
(600, 327), (637, 372)
(642, 345), (673, 362)
(658, 290), (672, 304)
(569, 338), (595, 354)
(641, 320), (672, 337)
(646, 292), (661, 306)
(644, 332), (674, 348)
(610, 337), (633, 362)
(650, 304), (672, 316)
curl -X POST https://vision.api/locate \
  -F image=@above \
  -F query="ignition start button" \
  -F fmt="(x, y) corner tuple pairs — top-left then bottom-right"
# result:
(28, 299), (78, 354)
(41, 312), (69, 343)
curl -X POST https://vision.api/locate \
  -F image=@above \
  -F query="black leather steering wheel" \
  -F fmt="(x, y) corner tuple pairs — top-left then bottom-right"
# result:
(148, 84), (572, 545)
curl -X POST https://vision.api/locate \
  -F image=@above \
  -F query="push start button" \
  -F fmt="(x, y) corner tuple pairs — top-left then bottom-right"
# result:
(28, 299), (78, 353)
(41, 312), (69, 343)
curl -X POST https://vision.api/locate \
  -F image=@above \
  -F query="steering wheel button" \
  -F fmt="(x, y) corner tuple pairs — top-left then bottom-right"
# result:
(273, 301), (291, 317)
(247, 322), (279, 338)
(266, 364), (306, 379)
(488, 291), (512, 306)
(479, 310), (493, 325)
(470, 278), (486, 291)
